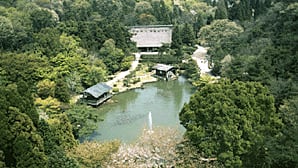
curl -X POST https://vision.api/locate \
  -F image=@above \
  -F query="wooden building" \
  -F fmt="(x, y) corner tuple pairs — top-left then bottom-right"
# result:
(82, 83), (112, 106)
(129, 25), (173, 52)
(152, 64), (177, 80)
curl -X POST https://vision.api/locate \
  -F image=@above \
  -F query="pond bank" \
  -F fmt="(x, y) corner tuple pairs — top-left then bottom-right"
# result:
(88, 76), (195, 143)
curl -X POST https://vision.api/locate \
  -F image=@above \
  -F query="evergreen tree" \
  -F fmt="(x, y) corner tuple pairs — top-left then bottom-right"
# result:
(0, 86), (48, 167)
(180, 80), (282, 167)
(54, 77), (70, 103)
(181, 24), (196, 46)
(229, 0), (252, 21)
(215, 0), (228, 19)
(171, 25), (183, 49)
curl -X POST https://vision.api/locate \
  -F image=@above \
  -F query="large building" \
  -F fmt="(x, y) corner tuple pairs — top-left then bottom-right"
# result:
(129, 25), (173, 52)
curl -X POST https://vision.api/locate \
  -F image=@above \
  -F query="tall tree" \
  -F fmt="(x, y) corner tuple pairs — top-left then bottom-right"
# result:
(198, 19), (243, 75)
(30, 8), (56, 32)
(215, 0), (228, 19)
(181, 24), (196, 46)
(180, 80), (282, 167)
(0, 85), (47, 167)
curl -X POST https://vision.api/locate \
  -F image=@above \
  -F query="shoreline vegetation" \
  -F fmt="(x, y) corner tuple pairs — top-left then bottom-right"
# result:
(2, 0), (296, 167)
(110, 64), (158, 94)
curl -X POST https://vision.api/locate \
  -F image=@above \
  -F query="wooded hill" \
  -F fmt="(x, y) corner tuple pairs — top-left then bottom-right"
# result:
(0, 0), (297, 167)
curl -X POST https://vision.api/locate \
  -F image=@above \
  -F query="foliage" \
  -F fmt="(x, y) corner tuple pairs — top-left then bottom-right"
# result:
(215, 0), (228, 19)
(198, 19), (243, 75)
(69, 140), (120, 168)
(0, 86), (47, 167)
(181, 23), (196, 46)
(0, 150), (5, 168)
(47, 149), (80, 168)
(219, 2), (298, 106)
(198, 19), (244, 47)
(38, 119), (80, 168)
(65, 105), (103, 139)
(47, 113), (78, 150)
(175, 140), (223, 168)
(36, 79), (56, 99)
(0, 53), (51, 86)
(0, 0), (297, 167)
(180, 57), (200, 83)
(30, 8), (57, 32)
(179, 80), (282, 167)
(35, 97), (62, 116)
(99, 39), (126, 73)
(265, 96), (298, 167)
(105, 127), (182, 167)
(54, 77), (71, 103)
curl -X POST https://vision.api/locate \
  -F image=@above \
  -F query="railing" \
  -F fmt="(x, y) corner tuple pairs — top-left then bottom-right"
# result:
(86, 94), (112, 106)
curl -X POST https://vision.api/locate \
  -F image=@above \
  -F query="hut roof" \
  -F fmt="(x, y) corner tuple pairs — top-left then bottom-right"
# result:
(152, 64), (175, 72)
(83, 83), (112, 98)
(130, 25), (173, 48)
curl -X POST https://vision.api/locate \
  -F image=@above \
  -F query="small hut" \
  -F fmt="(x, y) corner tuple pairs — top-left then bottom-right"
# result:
(82, 83), (112, 106)
(152, 64), (177, 80)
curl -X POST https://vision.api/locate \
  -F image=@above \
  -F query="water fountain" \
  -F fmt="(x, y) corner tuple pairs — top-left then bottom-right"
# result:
(148, 111), (153, 133)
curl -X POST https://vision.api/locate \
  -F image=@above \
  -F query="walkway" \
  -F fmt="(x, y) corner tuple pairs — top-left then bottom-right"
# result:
(106, 53), (141, 87)
(191, 45), (211, 74)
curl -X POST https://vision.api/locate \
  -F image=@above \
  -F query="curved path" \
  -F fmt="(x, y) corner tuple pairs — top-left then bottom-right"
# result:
(191, 45), (211, 74)
(106, 53), (141, 87)
(107, 46), (212, 87)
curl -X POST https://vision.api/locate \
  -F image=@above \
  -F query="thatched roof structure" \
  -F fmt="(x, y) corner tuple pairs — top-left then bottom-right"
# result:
(130, 25), (173, 48)
(83, 83), (112, 98)
(152, 64), (175, 72)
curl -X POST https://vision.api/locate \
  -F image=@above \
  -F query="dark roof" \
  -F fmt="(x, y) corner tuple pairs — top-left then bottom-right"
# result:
(83, 83), (112, 98)
(152, 64), (175, 72)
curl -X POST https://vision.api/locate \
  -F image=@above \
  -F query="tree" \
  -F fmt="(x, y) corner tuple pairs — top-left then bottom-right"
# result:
(31, 28), (62, 57)
(198, 19), (243, 47)
(106, 128), (182, 167)
(0, 16), (13, 50)
(0, 7), (32, 51)
(38, 119), (80, 168)
(265, 96), (298, 168)
(198, 19), (243, 75)
(180, 58), (200, 84)
(65, 105), (103, 139)
(54, 77), (71, 103)
(181, 24), (196, 46)
(215, 0), (228, 19)
(179, 80), (282, 167)
(99, 39), (126, 73)
(37, 79), (56, 99)
(0, 53), (51, 86)
(47, 114), (78, 150)
(0, 99), (47, 167)
(135, 1), (157, 25)
(30, 8), (56, 32)
(151, 0), (170, 24)
(68, 141), (120, 168)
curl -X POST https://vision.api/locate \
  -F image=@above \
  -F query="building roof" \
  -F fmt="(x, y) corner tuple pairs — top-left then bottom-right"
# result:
(152, 64), (175, 72)
(130, 25), (173, 48)
(83, 83), (112, 98)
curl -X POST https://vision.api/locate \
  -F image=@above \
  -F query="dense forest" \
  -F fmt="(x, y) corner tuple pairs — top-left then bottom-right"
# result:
(0, 0), (297, 167)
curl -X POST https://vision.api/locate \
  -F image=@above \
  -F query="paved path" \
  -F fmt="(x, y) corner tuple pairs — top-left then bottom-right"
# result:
(106, 53), (141, 87)
(192, 45), (211, 74)
(107, 46), (212, 87)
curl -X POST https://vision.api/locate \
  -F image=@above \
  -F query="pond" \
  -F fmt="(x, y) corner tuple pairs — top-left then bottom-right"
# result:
(88, 76), (195, 143)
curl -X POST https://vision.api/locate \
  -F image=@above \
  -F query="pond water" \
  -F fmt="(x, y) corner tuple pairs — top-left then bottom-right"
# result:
(88, 76), (195, 143)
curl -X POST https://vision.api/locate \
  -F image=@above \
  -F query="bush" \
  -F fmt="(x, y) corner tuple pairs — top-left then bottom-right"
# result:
(112, 87), (119, 93)
(69, 141), (120, 168)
